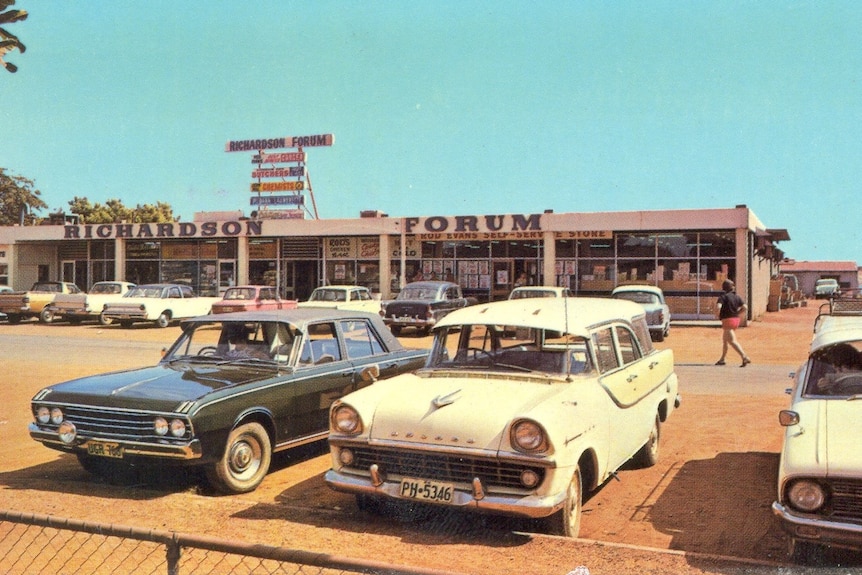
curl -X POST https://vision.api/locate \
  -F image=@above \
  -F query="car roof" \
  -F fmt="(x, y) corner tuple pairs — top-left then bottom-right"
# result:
(183, 308), (381, 327)
(611, 284), (664, 295)
(435, 297), (646, 336)
(811, 299), (862, 352)
(312, 285), (368, 291)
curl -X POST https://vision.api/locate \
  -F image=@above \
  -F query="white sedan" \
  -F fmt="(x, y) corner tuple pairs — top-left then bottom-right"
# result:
(325, 297), (681, 537)
(773, 295), (862, 562)
(611, 284), (671, 342)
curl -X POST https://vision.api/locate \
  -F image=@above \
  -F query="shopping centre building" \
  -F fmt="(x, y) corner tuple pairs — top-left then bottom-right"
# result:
(0, 205), (787, 321)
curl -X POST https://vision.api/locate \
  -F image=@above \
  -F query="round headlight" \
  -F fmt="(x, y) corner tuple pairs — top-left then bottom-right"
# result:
(788, 480), (826, 512)
(511, 419), (548, 453)
(338, 448), (355, 466)
(169, 419), (186, 438)
(50, 408), (64, 425)
(154, 417), (168, 436)
(331, 404), (362, 435)
(520, 469), (541, 489)
(58, 421), (77, 444)
(36, 406), (50, 424)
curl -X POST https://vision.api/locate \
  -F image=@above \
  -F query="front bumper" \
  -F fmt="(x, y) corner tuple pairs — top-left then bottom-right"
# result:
(29, 423), (202, 460)
(772, 501), (862, 550)
(324, 468), (567, 519)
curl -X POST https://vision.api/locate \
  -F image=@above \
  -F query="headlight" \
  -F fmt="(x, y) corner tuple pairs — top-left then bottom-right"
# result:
(169, 419), (186, 438)
(331, 404), (362, 435)
(154, 417), (168, 436)
(36, 406), (50, 424)
(50, 408), (64, 425)
(58, 421), (77, 444)
(511, 419), (548, 453)
(788, 480), (827, 512)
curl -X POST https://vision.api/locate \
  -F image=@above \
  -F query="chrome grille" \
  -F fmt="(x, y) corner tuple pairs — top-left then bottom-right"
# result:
(347, 446), (546, 490)
(831, 479), (862, 522)
(36, 405), (192, 443)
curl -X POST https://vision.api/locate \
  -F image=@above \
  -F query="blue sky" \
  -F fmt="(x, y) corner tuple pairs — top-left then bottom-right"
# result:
(1, 1), (860, 262)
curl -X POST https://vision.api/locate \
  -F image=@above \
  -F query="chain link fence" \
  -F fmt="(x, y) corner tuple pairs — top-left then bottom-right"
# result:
(0, 510), (467, 575)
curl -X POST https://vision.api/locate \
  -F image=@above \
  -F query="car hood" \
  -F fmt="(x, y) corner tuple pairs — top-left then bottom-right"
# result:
(825, 400), (862, 474)
(783, 399), (862, 475)
(37, 363), (273, 412)
(365, 374), (564, 451)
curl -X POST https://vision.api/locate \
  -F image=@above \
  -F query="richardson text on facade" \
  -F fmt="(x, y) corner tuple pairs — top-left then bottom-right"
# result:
(63, 220), (264, 240)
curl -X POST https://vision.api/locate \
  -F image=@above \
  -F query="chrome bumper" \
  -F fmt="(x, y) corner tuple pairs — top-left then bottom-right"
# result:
(324, 468), (566, 519)
(29, 424), (202, 460)
(772, 501), (862, 548)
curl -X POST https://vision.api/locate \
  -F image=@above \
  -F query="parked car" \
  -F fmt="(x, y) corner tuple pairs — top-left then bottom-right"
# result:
(41, 281), (137, 324)
(0, 281), (82, 324)
(814, 278), (840, 299)
(101, 283), (220, 328)
(297, 285), (382, 314)
(611, 285), (671, 342)
(29, 309), (429, 494)
(382, 280), (474, 336)
(212, 285), (296, 314)
(773, 293), (862, 561)
(325, 297), (681, 537)
(508, 286), (573, 299)
(0, 285), (11, 320)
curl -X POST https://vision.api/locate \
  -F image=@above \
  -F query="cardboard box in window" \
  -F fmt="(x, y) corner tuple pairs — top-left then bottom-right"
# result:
(580, 280), (614, 291)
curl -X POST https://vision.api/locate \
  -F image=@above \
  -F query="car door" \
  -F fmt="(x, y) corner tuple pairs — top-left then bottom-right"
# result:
(286, 321), (356, 441)
(595, 323), (655, 468)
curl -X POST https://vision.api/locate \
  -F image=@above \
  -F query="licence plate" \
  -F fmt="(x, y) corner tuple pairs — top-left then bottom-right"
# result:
(87, 441), (123, 459)
(399, 477), (454, 503)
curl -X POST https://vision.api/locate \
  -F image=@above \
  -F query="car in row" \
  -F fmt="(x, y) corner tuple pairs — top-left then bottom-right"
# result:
(28, 308), (429, 494)
(774, 292), (862, 562)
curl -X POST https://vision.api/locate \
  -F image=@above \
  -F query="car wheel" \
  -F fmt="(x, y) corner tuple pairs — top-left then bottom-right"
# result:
(544, 466), (582, 537)
(39, 308), (54, 323)
(634, 414), (661, 468)
(653, 329), (664, 342)
(156, 312), (171, 328)
(99, 312), (113, 326)
(206, 422), (272, 494)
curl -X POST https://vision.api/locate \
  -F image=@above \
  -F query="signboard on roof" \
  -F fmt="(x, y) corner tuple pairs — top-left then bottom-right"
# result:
(250, 195), (305, 206)
(252, 152), (307, 164)
(252, 167), (305, 179)
(251, 181), (305, 192)
(225, 134), (334, 152)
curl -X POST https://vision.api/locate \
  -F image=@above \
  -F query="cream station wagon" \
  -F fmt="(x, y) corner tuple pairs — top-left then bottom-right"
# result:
(773, 293), (862, 561)
(325, 297), (681, 537)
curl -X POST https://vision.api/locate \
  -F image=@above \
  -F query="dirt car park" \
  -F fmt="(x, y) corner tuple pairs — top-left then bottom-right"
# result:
(1, 304), (861, 574)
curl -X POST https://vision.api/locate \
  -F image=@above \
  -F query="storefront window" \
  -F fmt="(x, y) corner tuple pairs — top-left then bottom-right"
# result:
(124, 239), (236, 296)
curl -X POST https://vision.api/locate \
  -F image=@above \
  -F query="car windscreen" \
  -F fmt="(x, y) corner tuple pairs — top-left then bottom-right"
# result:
(804, 341), (862, 396)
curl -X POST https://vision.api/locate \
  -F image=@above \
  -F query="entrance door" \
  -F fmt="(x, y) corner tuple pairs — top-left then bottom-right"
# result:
(61, 261), (75, 285)
(217, 260), (236, 295)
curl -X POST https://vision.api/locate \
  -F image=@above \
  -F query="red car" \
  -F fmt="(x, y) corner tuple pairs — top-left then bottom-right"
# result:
(212, 285), (296, 314)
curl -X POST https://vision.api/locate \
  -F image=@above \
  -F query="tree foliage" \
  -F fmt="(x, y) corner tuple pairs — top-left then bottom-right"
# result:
(66, 196), (177, 224)
(0, 0), (27, 73)
(0, 167), (46, 225)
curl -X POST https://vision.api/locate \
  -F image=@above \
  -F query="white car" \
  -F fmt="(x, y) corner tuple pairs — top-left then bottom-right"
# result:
(611, 285), (671, 342)
(814, 278), (840, 299)
(325, 297), (681, 537)
(298, 285), (382, 314)
(101, 283), (220, 328)
(508, 286), (573, 299)
(773, 294), (862, 561)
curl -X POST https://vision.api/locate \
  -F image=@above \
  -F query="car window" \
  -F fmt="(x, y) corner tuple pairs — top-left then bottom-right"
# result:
(298, 322), (342, 365)
(804, 341), (862, 396)
(631, 317), (654, 354)
(340, 320), (385, 359)
(615, 325), (642, 366)
(168, 287), (182, 298)
(260, 288), (276, 300)
(593, 327), (620, 373)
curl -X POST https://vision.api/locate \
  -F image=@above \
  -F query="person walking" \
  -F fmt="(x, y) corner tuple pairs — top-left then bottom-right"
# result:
(715, 279), (751, 367)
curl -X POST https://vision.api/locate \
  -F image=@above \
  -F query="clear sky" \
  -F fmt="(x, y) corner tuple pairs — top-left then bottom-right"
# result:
(1, 1), (860, 263)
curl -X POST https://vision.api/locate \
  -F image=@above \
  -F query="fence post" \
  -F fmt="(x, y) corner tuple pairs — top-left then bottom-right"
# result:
(166, 534), (181, 575)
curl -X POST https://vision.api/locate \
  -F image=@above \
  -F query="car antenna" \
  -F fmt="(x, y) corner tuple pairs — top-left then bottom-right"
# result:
(564, 294), (573, 382)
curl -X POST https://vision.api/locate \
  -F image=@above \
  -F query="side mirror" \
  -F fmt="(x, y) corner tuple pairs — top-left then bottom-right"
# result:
(779, 410), (800, 426)
(359, 364), (380, 384)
